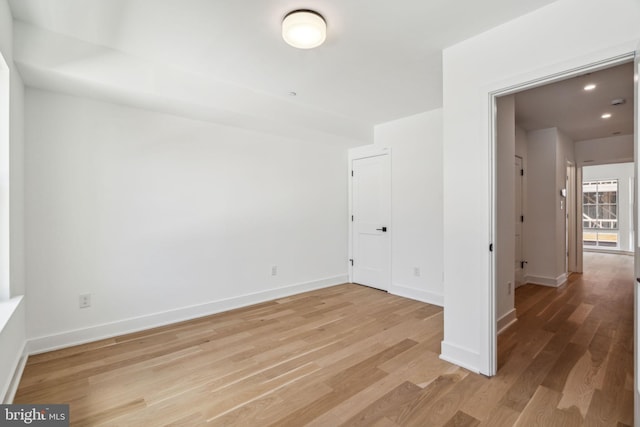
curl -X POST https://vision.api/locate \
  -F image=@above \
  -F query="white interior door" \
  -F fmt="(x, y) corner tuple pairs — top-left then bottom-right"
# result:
(351, 154), (391, 291)
(515, 156), (523, 286)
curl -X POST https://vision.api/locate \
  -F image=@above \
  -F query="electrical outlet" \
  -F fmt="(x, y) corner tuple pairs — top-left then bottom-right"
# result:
(271, 265), (278, 276)
(79, 294), (91, 309)
(413, 267), (421, 277)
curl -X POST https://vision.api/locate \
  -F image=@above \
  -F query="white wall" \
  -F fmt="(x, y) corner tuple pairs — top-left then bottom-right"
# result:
(574, 134), (634, 166)
(525, 128), (561, 285)
(0, 0), (26, 403)
(515, 126), (574, 287)
(374, 109), (444, 306)
(583, 162), (634, 252)
(25, 89), (350, 352)
(495, 96), (515, 324)
(442, 0), (640, 374)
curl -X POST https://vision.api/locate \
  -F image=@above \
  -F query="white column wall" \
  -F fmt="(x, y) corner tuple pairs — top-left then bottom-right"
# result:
(442, 0), (640, 373)
(0, 0), (26, 403)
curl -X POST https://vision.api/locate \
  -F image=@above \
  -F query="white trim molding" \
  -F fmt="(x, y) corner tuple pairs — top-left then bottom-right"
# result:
(440, 341), (481, 374)
(0, 296), (26, 404)
(525, 273), (567, 288)
(27, 275), (348, 355)
(3, 348), (27, 404)
(497, 308), (517, 335)
(390, 283), (443, 307)
(0, 296), (23, 335)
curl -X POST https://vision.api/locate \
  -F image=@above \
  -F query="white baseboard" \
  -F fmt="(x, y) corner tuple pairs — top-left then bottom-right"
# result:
(0, 297), (26, 404)
(3, 345), (27, 404)
(389, 284), (443, 307)
(497, 308), (517, 335)
(524, 273), (567, 287)
(555, 273), (568, 286)
(27, 274), (348, 355)
(439, 341), (481, 374)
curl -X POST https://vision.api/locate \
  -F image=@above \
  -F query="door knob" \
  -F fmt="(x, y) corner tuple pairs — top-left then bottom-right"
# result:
(376, 226), (387, 232)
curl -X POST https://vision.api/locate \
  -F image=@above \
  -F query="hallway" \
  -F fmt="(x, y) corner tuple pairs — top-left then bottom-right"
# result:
(497, 252), (634, 425)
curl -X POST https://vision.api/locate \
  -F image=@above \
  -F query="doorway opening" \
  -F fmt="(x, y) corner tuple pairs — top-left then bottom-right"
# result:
(492, 57), (635, 374)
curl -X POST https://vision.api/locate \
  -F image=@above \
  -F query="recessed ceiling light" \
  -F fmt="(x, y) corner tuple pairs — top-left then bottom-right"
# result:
(282, 10), (327, 49)
(288, 91), (297, 96)
(601, 113), (612, 119)
(584, 84), (596, 91)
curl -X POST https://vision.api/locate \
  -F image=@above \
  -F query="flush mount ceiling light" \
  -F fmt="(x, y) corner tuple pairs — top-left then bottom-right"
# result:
(282, 10), (326, 49)
(601, 113), (612, 119)
(584, 83), (596, 91)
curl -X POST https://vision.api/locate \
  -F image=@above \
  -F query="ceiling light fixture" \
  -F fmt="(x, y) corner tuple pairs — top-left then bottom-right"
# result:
(584, 84), (596, 91)
(601, 113), (612, 119)
(282, 10), (326, 49)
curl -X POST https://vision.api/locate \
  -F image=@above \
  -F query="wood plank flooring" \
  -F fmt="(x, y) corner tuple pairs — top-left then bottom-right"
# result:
(15, 252), (634, 426)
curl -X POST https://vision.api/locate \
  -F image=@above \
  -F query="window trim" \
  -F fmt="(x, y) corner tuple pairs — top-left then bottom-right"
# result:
(582, 179), (619, 248)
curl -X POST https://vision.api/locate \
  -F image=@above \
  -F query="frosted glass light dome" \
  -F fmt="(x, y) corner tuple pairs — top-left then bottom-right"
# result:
(282, 10), (326, 49)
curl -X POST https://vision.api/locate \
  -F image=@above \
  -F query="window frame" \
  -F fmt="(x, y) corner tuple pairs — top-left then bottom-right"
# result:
(582, 179), (619, 248)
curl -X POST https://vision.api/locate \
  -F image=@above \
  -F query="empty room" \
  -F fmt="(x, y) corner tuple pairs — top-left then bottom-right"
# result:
(0, 0), (639, 425)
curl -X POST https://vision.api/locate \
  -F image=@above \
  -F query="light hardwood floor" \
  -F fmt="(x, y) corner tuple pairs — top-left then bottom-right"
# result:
(15, 252), (633, 426)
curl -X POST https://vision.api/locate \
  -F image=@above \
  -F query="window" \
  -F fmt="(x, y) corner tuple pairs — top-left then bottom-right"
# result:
(583, 180), (618, 247)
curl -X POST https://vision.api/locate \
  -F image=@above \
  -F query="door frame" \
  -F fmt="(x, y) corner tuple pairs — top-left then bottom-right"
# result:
(347, 145), (392, 285)
(514, 155), (524, 286)
(566, 161), (578, 275)
(576, 166), (584, 274)
(488, 52), (635, 376)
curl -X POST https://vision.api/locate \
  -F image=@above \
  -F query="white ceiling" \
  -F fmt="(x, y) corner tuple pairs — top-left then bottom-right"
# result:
(8, 0), (559, 143)
(515, 61), (634, 142)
